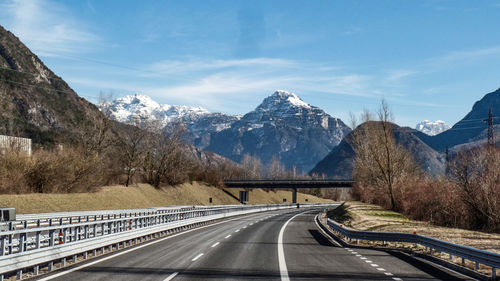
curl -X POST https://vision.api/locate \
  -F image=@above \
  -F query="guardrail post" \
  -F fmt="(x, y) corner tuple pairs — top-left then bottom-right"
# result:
(493, 267), (497, 280)
(34, 265), (39, 275)
(35, 231), (41, 249)
(476, 262), (480, 270)
(8, 234), (12, 254)
(73, 254), (77, 263)
(0, 236), (4, 256)
(461, 257), (465, 265)
(48, 261), (53, 271)
(16, 269), (22, 280)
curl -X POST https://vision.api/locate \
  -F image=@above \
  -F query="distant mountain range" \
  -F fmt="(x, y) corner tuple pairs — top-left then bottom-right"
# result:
(106, 90), (351, 173)
(311, 88), (500, 178)
(104, 94), (240, 148)
(415, 120), (450, 136)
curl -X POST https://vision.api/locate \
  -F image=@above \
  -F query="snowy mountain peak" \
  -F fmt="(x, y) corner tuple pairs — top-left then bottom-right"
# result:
(104, 94), (212, 125)
(416, 120), (450, 136)
(258, 90), (311, 111)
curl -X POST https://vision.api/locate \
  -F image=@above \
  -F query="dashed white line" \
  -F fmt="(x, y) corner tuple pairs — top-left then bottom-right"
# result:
(191, 253), (204, 261)
(235, 229), (240, 232)
(384, 272), (394, 276)
(351, 252), (358, 254)
(370, 264), (379, 267)
(36, 215), (247, 281)
(376, 268), (385, 271)
(163, 272), (179, 281)
(392, 278), (403, 281)
(360, 257), (367, 260)
(365, 260), (372, 263)
(225, 235), (231, 239)
(211, 242), (220, 248)
(243, 226), (247, 228)
(355, 254), (361, 257)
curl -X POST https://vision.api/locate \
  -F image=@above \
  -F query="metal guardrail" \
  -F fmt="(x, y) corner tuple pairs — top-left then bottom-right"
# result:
(0, 203), (335, 280)
(326, 218), (500, 280)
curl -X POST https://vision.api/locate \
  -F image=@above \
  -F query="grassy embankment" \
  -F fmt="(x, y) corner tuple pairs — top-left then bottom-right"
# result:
(324, 201), (500, 274)
(0, 182), (332, 214)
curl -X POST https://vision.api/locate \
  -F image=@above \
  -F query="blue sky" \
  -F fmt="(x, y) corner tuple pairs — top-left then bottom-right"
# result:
(1, 0), (500, 127)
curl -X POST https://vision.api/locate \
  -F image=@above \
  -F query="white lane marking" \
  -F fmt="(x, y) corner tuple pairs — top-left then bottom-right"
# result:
(225, 235), (231, 239)
(347, 249), (353, 252)
(392, 278), (403, 281)
(278, 212), (305, 281)
(36, 214), (255, 281)
(235, 229), (240, 232)
(243, 226), (247, 228)
(191, 253), (204, 261)
(384, 272), (394, 276)
(163, 272), (179, 281)
(351, 252), (358, 254)
(370, 264), (379, 267)
(376, 268), (385, 271)
(360, 257), (367, 260)
(365, 260), (372, 263)
(211, 242), (220, 248)
(250, 223), (253, 225)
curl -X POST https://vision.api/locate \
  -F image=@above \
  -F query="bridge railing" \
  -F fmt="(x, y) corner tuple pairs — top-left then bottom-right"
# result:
(0, 203), (336, 279)
(325, 218), (500, 279)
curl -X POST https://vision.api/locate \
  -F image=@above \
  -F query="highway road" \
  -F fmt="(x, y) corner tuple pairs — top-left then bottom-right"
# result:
(33, 207), (474, 281)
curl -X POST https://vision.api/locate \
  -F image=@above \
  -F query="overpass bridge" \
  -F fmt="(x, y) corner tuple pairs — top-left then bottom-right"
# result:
(223, 179), (354, 203)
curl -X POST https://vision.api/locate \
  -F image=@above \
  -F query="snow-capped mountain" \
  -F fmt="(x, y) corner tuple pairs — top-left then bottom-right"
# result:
(105, 91), (350, 173)
(206, 90), (351, 173)
(103, 94), (240, 148)
(415, 120), (450, 136)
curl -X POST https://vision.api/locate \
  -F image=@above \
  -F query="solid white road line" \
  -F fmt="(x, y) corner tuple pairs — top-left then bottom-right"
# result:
(36, 214), (261, 281)
(211, 242), (220, 248)
(278, 212), (305, 281)
(163, 272), (179, 281)
(191, 253), (204, 261)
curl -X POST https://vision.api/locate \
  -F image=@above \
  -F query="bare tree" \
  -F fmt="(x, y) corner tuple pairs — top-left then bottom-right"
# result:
(142, 122), (192, 188)
(119, 117), (147, 187)
(449, 147), (500, 232)
(241, 154), (262, 179)
(351, 100), (421, 210)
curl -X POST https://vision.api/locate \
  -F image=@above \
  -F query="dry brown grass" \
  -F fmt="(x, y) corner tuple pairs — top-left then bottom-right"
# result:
(0, 183), (331, 214)
(343, 201), (500, 254)
(329, 201), (500, 276)
(224, 188), (334, 204)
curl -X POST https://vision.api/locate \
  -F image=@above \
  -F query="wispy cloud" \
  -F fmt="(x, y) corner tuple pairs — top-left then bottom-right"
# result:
(147, 57), (298, 76)
(0, 0), (99, 57)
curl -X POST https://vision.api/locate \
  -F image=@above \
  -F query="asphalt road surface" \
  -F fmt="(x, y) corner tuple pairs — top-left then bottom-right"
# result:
(33, 207), (474, 281)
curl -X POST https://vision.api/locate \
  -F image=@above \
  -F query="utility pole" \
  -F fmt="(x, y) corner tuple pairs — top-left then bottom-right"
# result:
(483, 108), (495, 151)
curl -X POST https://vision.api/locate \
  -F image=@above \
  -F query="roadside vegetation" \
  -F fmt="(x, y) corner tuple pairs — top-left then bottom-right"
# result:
(323, 201), (500, 275)
(350, 101), (500, 233)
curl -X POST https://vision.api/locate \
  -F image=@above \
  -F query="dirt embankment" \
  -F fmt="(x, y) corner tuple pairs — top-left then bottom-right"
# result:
(0, 182), (333, 214)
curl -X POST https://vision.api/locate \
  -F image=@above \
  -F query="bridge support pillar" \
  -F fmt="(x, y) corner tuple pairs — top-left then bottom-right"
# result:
(292, 188), (297, 203)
